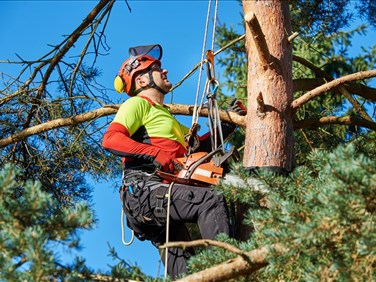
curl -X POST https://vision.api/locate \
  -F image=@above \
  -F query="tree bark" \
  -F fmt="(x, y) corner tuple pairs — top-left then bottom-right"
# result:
(242, 0), (294, 173)
(174, 244), (284, 282)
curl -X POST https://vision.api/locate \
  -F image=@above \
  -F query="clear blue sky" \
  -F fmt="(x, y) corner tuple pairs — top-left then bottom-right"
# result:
(1, 0), (375, 278)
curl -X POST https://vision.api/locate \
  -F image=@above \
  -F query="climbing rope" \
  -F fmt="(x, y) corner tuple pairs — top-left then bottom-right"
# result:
(170, 34), (245, 92)
(164, 181), (174, 280)
(192, 0), (219, 126)
(164, 1), (220, 277)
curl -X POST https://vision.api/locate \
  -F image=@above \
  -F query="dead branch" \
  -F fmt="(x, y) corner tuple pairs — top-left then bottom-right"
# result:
(288, 32), (299, 42)
(293, 77), (376, 102)
(160, 239), (246, 257)
(175, 244), (284, 282)
(68, 1), (114, 98)
(291, 69), (376, 112)
(244, 12), (271, 68)
(0, 106), (118, 148)
(0, 104), (246, 149)
(256, 91), (266, 117)
(294, 115), (376, 131)
(171, 34), (245, 92)
(22, 0), (115, 130)
(293, 56), (374, 121)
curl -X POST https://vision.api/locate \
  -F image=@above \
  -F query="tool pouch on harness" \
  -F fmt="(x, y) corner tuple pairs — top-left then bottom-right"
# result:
(119, 170), (169, 241)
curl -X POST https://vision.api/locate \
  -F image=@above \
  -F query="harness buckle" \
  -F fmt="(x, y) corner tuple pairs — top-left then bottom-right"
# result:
(154, 195), (166, 218)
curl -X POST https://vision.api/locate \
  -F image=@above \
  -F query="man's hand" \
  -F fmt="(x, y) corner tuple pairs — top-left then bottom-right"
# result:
(154, 150), (175, 173)
(228, 98), (247, 116)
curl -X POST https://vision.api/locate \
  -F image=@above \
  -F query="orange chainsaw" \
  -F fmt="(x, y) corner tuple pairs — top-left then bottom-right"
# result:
(157, 147), (239, 186)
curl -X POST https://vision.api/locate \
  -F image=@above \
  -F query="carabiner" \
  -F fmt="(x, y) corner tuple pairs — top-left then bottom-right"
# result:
(209, 79), (219, 94)
(205, 50), (215, 83)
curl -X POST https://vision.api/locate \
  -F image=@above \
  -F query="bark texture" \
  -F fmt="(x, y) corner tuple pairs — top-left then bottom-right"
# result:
(242, 0), (294, 172)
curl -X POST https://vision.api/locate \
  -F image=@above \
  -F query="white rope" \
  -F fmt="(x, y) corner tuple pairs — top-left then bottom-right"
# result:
(164, 181), (175, 280)
(192, 0), (219, 127)
(164, 1), (220, 277)
(211, 0), (219, 51)
(121, 209), (135, 246)
(192, 0), (212, 126)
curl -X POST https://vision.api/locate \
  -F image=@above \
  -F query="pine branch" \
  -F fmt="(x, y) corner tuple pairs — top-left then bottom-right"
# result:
(175, 244), (284, 282)
(293, 55), (373, 121)
(2, 97), (376, 149)
(244, 12), (271, 68)
(0, 105), (246, 148)
(293, 77), (376, 101)
(294, 115), (376, 131)
(160, 239), (247, 258)
(291, 69), (376, 112)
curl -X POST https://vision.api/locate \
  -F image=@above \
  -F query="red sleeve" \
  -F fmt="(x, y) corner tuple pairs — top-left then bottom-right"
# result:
(102, 122), (160, 161)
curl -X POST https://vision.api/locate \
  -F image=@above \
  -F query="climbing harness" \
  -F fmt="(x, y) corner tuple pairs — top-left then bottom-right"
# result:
(119, 169), (169, 244)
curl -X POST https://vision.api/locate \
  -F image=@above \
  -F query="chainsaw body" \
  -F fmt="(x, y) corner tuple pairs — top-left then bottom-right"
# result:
(157, 147), (239, 186)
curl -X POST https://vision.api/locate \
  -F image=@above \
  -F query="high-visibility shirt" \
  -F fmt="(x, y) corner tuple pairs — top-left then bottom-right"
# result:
(102, 96), (201, 170)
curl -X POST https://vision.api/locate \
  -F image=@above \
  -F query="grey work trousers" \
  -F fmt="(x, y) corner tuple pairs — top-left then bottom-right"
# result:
(123, 179), (230, 279)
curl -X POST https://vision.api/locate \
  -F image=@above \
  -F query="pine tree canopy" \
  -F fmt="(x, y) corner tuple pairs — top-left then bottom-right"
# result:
(187, 143), (375, 281)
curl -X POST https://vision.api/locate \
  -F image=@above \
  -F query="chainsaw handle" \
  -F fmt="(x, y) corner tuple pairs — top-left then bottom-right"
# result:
(183, 148), (223, 180)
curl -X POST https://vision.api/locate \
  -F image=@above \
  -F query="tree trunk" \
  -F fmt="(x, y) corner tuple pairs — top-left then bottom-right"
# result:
(242, 0), (294, 173)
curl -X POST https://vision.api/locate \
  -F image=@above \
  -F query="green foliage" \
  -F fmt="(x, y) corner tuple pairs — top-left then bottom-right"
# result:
(292, 24), (376, 163)
(0, 163), (152, 281)
(190, 144), (375, 281)
(215, 12), (376, 165)
(255, 144), (376, 281)
(0, 163), (92, 280)
(107, 244), (156, 282)
(289, 0), (376, 38)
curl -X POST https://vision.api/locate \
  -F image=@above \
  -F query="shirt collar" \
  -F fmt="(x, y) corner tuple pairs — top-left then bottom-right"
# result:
(139, 95), (169, 108)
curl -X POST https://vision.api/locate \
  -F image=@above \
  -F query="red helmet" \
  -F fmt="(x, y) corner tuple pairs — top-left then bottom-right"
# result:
(114, 44), (162, 96)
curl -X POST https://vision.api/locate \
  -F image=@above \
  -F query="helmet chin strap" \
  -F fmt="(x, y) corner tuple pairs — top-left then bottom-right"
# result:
(133, 68), (169, 96)
(146, 68), (169, 95)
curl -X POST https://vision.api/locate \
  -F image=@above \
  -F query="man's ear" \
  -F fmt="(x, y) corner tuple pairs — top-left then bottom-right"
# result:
(135, 74), (148, 88)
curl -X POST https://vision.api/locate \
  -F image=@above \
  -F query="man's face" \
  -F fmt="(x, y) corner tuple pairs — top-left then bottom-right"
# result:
(149, 63), (172, 93)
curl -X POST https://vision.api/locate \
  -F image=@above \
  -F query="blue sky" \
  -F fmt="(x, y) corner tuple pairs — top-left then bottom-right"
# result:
(1, 0), (375, 278)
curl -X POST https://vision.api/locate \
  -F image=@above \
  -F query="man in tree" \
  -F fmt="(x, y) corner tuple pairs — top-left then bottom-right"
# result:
(102, 44), (245, 278)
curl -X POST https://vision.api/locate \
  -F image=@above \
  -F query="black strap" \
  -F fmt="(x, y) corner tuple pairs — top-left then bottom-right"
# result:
(133, 68), (168, 96)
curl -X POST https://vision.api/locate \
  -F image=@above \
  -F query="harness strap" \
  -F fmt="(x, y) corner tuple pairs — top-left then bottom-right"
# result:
(120, 169), (169, 226)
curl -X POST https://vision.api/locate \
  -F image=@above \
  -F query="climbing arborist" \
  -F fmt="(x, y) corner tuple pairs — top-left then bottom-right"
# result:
(102, 44), (246, 278)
